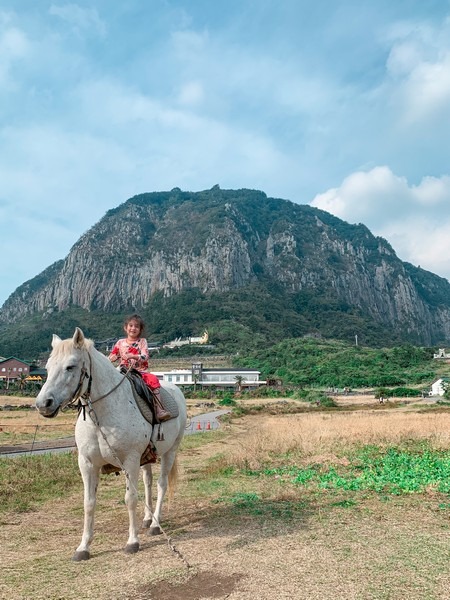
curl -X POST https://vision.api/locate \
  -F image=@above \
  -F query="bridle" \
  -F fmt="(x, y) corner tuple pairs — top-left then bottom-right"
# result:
(65, 350), (130, 411)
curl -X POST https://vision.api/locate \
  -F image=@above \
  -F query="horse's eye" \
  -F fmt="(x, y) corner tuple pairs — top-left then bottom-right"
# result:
(66, 366), (75, 372)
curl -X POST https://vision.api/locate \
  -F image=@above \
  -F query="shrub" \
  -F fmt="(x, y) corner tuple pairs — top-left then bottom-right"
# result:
(218, 395), (237, 407)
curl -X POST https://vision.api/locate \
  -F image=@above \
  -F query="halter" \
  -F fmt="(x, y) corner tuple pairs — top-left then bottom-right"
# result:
(68, 361), (91, 406)
(65, 350), (129, 411)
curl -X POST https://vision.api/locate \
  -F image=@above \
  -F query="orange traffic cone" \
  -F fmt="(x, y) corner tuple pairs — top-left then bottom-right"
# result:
(206, 421), (211, 430)
(196, 421), (202, 430)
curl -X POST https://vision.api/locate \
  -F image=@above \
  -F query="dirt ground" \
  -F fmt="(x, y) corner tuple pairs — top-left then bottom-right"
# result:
(1, 393), (448, 600)
(2, 406), (450, 600)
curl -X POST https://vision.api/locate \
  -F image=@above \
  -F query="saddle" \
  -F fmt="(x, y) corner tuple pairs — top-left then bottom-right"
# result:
(122, 368), (179, 425)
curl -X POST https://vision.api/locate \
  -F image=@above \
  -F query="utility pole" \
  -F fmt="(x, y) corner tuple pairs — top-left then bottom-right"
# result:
(355, 334), (358, 347)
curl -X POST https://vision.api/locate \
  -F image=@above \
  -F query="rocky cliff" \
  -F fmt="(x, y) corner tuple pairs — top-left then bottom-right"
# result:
(2, 187), (450, 346)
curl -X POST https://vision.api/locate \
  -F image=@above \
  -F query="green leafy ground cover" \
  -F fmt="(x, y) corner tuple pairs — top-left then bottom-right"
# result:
(254, 445), (450, 495)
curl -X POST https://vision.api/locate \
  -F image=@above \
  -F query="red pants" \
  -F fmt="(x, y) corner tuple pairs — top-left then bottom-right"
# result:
(141, 372), (161, 390)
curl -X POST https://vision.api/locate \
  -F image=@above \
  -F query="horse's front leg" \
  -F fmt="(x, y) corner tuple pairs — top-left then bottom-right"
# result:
(72, 455), (100, 561)
(141, 463), (154, 529)
(123, 456), (142, 554)
(148, 449), (177, 536)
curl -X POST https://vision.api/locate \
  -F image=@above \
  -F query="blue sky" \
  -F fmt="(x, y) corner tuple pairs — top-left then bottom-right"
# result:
(2, 0), (450, 306)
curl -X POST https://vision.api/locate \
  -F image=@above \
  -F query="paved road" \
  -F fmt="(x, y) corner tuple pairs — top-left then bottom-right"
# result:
(185, 408), (231, 435)
(0, 409), (231, 458)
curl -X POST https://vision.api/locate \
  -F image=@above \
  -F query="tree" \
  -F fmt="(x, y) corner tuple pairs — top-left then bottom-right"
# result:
(17, 373), (28, 392)
(234, 375), (246, 394)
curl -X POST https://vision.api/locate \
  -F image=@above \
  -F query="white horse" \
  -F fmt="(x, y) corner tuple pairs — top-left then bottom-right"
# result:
(35, 327), (187, 561)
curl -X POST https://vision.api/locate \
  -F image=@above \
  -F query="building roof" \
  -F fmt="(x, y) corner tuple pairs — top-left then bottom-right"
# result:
(0, 356), (31, 365)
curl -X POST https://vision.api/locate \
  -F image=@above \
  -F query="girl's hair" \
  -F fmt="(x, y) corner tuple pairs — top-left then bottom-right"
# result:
(124, 313), (145, 334)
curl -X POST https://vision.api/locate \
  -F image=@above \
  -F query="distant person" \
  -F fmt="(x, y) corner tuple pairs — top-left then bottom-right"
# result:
(108, 313), (170, 422)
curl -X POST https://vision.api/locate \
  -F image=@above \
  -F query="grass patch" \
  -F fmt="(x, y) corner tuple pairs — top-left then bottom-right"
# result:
(213, 491), (307, 520)
(232, 400), (312, 417)
(0, 452), (80, 515)
(181, 430), (226, 450)
(245, 444), (450, 496)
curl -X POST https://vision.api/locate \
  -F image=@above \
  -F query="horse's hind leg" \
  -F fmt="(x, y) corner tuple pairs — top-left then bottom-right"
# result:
(72, 455), (100, 561)
(141, 463), (154, 529)
(148, 449), (177, 536)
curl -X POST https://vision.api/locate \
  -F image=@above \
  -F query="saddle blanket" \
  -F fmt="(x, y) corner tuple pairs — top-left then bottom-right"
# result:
(131, 384), (180, 425)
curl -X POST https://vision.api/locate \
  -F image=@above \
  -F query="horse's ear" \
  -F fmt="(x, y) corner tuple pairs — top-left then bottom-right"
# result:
(51, 334), (62, 348)
(73, 327), (85, 348)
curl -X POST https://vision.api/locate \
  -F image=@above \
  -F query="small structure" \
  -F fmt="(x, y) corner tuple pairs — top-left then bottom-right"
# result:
(429, 378), (450, 397)
(433, 349), (450, 360)
(163, 331), (209, 349)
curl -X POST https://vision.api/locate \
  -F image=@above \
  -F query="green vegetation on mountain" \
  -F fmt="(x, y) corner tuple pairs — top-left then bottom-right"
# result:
(0, 281), (409, 360)
(236, 338), (441, 388)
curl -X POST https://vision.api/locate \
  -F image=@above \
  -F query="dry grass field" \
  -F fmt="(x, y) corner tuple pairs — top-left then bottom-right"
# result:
(1, 395), (450, 599)
(0, 396), (212, 449)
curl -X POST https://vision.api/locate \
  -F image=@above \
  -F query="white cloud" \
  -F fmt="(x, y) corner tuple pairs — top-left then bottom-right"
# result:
(311, 167), (411, 224)
(311, 166), (450, 280)
(411, 175), (450, 205)
(384, 19), (450, 124)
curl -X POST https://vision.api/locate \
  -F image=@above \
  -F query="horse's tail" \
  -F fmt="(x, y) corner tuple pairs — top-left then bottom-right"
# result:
(167, 454), (179, 504)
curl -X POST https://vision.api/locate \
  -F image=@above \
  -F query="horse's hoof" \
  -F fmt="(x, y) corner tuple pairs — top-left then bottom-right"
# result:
(142, 519), (151, 529)
(72, 550), (90, 561)
(124, 542), (140, 554)
(149, 526), (162, 536)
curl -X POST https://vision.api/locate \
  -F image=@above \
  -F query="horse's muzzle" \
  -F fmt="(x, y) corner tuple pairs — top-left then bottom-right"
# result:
(35, 397), (60, 418)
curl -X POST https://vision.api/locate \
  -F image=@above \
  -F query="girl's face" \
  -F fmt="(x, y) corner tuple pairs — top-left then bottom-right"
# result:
(125, 320), (142, 340)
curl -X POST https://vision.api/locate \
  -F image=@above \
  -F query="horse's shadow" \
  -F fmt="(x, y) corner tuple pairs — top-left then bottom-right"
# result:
(84, 496), (314, 560)
(142, 495), (315, 552)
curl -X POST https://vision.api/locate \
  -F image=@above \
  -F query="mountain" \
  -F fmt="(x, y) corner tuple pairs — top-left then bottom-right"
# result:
(2, 186), (450, 358)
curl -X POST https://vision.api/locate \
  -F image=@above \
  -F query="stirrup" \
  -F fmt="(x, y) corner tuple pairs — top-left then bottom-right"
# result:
(157, 424), (165, 441)
(157, 410), (171, 422)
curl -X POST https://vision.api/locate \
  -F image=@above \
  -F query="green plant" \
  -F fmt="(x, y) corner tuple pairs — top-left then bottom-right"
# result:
(218, 395), (237, 407)
(252, 445), (450, 496)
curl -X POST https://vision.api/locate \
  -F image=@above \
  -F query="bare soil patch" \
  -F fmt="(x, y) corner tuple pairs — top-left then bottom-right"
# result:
(141, 571), (243, 600)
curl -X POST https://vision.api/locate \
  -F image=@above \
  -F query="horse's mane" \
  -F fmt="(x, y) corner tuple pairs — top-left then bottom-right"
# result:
(51, 336), (95, 358)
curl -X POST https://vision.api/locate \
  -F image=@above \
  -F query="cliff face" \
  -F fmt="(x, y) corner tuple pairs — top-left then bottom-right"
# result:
(2, 187), (450, 344)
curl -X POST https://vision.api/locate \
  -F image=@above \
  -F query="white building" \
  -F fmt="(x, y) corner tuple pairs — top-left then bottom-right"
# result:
(152, 362), (265, 389)
(429, 378), (450, 396)
(433, 349), (450, 359)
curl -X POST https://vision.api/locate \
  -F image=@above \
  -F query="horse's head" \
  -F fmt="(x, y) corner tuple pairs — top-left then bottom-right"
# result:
(36, 327), (91, 418)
